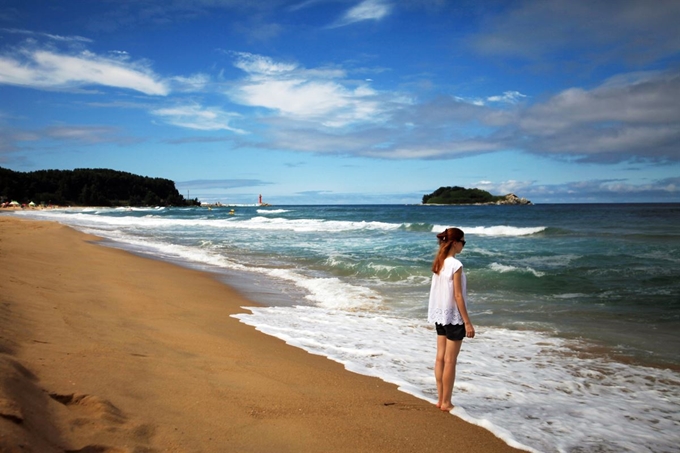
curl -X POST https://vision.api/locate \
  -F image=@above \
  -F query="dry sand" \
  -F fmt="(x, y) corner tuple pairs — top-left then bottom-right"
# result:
(0, 216), (525, 453)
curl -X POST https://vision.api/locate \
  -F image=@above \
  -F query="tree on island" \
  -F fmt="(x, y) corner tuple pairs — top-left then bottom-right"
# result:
(0, 167), (200, 207)
(422, 186), (531, 205)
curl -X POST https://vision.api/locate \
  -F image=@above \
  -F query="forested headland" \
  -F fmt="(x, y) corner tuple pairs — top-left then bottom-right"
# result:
(0, 167), (199, 207)
(422, 186), (532, 205)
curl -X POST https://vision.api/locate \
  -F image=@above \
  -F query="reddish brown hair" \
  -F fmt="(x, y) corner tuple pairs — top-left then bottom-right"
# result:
(431, 227), (465, 274)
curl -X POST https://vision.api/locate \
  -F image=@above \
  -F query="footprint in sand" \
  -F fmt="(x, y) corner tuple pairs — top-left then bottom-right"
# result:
(49, 392), (158, 452)
(49, 393), (127, 425)
(64, 446), (130, 453)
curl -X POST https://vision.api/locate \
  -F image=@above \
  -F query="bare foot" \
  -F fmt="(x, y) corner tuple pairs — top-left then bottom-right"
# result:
(440, 403), (454, 412)
(435, 402), (441, 408)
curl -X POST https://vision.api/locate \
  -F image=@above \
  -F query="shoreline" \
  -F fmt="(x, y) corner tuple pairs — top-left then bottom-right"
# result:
(0, 216), (525, 452)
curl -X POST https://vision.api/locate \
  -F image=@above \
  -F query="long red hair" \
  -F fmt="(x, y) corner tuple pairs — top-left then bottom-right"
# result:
(431, 227), (464, 274)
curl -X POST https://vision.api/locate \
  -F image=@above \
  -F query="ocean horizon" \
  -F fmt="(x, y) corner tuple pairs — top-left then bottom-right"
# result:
(7, 203), (680, 453)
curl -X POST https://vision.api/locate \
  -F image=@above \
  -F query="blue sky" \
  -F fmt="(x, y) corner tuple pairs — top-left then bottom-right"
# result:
(1, 0), (679, 204)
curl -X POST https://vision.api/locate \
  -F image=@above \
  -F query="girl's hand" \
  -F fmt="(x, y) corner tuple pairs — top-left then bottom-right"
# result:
(465, 323), (475, 338)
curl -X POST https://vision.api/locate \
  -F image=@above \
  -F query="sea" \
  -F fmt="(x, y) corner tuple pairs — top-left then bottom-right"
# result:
(9, 203), (680, 453)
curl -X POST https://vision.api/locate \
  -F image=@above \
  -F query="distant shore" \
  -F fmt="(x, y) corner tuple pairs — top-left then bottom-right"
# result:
(0, 216), (524, 453)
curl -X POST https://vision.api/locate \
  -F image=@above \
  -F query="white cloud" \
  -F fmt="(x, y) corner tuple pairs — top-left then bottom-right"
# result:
(0, 28), (92, 43)
(487, 91), (527, 104)
(453, 90), (527, 107)
(170, 73), (210, 92)
(233, 52), (298, 76)
(45, 125), (124, 144)
(176, 179), (269, 190)
(520, 177), (680, 202)
(345, 0), (391, 22)
(151, 104), (247, 133)
(372, 140), (503, 159)
(475, 179), (534, 195)
(453, 95), (485, 106)
(239, 79), (380, 126)
(331, 0), (392, 28)
(0, 49), (169, 95)
(226, 62), (678, 163)
(0, 125), (140, 148)
(229, 52), (384, 128)
(232, 52), (346, 80)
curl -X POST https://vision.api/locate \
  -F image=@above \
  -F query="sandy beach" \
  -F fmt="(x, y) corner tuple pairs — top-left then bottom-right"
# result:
(0, 216), (524, 453)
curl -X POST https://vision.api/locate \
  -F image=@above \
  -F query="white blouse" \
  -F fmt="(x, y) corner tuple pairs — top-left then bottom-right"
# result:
(427, 256), (467, 325)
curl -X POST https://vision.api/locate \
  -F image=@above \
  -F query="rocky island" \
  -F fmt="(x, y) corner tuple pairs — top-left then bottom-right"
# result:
(422, 186), (532, 205)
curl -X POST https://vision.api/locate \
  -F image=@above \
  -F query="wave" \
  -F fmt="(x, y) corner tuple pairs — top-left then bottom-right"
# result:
(114, 206), (166, 212)
(237, 216), (401, 233)
(19, 210), (549, 238)
(432, 224), (547, 237)
(266, 269), (383, 310)
(488, 262), (545, 277)
(323, 255), (423, 282)
(257, 209), (290, 214)
(17, 210), (404, 234)
(402, 223), (436, 232)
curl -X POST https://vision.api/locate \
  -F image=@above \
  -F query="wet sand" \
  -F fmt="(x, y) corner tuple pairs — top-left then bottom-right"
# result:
(0, 216), (525, 453)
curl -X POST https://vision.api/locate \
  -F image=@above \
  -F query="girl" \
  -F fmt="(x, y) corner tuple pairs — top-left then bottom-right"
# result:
(428, 227), (475, 411)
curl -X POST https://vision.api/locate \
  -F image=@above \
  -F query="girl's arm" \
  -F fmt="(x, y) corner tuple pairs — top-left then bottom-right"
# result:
(453, 269), (475, 338)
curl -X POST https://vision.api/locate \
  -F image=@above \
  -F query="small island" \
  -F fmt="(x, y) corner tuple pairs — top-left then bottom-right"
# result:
(422, 186), (532, 205)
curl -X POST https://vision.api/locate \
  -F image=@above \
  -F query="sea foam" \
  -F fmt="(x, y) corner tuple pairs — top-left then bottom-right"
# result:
(433, 224), (547, 237)
(233, 305), (680, 453)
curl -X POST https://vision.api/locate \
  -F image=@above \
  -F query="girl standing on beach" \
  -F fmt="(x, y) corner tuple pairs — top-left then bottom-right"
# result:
(428, 227), (475, 412)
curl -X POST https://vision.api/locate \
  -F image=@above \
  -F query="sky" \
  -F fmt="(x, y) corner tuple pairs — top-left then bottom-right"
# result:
(1, 0), (679, 204)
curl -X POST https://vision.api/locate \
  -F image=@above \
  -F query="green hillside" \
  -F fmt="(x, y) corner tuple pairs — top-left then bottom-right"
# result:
(0, 167), (199, 207)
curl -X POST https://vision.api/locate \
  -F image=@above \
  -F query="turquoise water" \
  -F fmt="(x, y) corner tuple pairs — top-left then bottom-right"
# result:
(11, 204), (680, 453)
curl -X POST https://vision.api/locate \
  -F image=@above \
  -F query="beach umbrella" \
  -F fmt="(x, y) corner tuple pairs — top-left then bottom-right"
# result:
(9, 201), (20, 206)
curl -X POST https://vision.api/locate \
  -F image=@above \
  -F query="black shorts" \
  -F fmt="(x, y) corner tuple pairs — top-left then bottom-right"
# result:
(435, 323), (466, 341)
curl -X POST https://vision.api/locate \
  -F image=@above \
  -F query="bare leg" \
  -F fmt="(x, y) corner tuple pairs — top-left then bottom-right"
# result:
(440, 339), (463, 412)
(434, 335), (447, 408)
